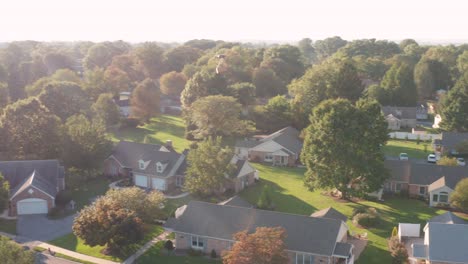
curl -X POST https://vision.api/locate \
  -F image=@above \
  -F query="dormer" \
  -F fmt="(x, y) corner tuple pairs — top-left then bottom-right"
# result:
(156, 162), (168, 173)
(138, 159), (150, 170)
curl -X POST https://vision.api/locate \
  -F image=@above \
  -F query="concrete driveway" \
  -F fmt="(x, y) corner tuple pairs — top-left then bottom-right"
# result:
(17, 214), (76, 242)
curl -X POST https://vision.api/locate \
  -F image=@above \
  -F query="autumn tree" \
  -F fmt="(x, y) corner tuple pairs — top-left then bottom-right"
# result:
(131, 78), (160, 121)
(301, 98), (388, 198)
(223, 227), (289, 264)
(187, 95), (254, 139)
(73, 196), (144, 253)
(160, 71), (187, 96)
(0, 173), (9, 212)
(184, 137), (235, 196)
(449, 178), (468, 211)
(92, 93), (121, 127)
(437, 157), (458, 166)
(104, 66), (132, 93)
(0, 98), (62, 159)
(134, 42), (165, 79)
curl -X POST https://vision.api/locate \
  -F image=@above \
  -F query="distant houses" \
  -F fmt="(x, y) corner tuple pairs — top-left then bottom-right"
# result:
(433, 132), (468, 157)
(382, 106), (417, 130)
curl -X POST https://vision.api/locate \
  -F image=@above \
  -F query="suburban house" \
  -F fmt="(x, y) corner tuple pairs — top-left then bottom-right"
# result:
(234, 126), (303, 166)
(384, 160), (468, 207)
(382, 106), (417, 130)
(433, 132), (468, 157)
(160, 95), (182, 115)
(165, 201), (354, 264)
(104, 141), (187, 192)
(116, 91), (131, 117)
(416, 105), (428, 120)
(0, 160), (65, 216)
(104, 141), (256, 194)
(408, 212), (468, 264)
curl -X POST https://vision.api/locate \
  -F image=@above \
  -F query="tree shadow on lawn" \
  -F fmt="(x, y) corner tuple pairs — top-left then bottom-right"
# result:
(240, 178), (317, 215)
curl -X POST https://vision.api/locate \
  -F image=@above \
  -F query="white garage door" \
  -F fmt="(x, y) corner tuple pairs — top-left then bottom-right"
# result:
(152, 178), (166, 191)
(17, 198), (48, 215)
(134, 174), (148, 188)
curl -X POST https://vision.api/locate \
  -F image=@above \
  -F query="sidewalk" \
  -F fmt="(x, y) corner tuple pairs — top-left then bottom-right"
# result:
(36, 242), (120, 264)
(122, 231), (170, 264)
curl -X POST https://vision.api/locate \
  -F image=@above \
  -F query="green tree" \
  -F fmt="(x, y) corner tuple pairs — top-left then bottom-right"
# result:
(83, 68), (110, 99)
(457, 50), (468, 73)
(188, 95), (254, 139)
(62, 115), (113, 178)
(104, 187), (165, 222)
(0, 82), (10, 110)
(257, 185), (274, 210)
(164, 45), (202, 72)
(1, 98), (62, 159)
(314, 36), (347, 61)
(228, 82), (256, 107)
(134, 42), (165, 79)
(104, 66), (132, 94)
(252, 67), (284, 97)
(437, 157), (458, 166)
(38, 81), (89, 121)
(449, 178), (468, 211)
(380, 61), (418, 106)
(262, 45), (306, 85)
(73, 196), (144, 253)
(181, 69), (228, 107)
(255, 95), (293, 133)
(440, 72), (468, 131)
(399, 39), (418, 50)
(184, 137), (235, 195)
(159, 71), (187, 97)
(83, 42), (129, 71)
(301, 98), (388, 198)
(298, 38), (317, 64)
(0, 236), (35, 264)
(50, 69), (82, 84)
(92, 93), (120, 127)
(131, 78), (160, 121)
(0, 173), (9, 212)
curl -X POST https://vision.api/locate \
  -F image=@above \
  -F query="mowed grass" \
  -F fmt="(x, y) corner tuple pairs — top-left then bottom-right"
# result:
(240, 163), (444, 264)
(0, 219), (17, 234)
(69, 177), (110, 211)
(383, 139), (432, 159)
(136, 241), (221, 264)
(49, 225), (164, 262)
(108, 115), (190, 152)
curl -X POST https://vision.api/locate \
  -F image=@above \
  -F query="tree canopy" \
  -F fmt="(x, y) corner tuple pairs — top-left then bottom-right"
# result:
(440, 71), (468, 132)
(449, 178), (468, 211)
(131, 78), (160, 121)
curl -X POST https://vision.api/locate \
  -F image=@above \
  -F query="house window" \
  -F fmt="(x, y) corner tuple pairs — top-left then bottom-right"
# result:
(191, 236), (204, 249)
(176, 177), (184, 187)
(296, 253), (313, 264)
(157, 164), (163, 173)
(139, 160), (145, 170)
(419, 186), (426, 195)
(264, 154), (273, 162)
(433, 194), (438, 202)
(439, 192), (449, 203)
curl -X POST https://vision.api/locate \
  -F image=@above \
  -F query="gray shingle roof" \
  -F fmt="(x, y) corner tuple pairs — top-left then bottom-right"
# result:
(384, 160), (411, 182)
(218, 196), (253, 208)
(333, 242), (352, 257)
(428, 212), (467, 225)
(426, 223), (468, 263)
(111, 141), (186, 177)
(311, 207), (347, 223)
(166, 201), (346, 256)
(0, 160), (63, 198)
(235, 139), (260, 148)
(381, 106), (417, 119)
(235, 126), (303, 155)
(409, 164), (468, 186)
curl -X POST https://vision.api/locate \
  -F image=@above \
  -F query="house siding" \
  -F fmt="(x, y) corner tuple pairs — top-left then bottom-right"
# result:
(229, 171), (256, 193)
(249, 150), (296, 167)
(409, 184), (428, 198)
(103, 158), (128, 177)
(9, 186), (54, 216)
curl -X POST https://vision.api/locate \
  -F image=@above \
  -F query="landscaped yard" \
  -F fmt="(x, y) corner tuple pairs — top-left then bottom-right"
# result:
(0, 219), (16, 234)
(136, 241), (221, 264)
(383, 139), (432, 159)
(49, 224), (164, 262)
(69, 177), (111, 211)
(240, 163), (444, 264)
(108, 115), (190, 152)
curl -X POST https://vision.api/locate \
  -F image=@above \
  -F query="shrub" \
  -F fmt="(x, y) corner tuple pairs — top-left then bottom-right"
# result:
(388, 237), (408, 264)
(352, 207), (366, 217)
(47, 206), (63, 217)
(353, 207), (380, 228)
(210, 249), (217, 258)
(257, 185), (274, 210)
(55, 190), (72, 207)
(391, 227), (398, 237)
(164, 240), (174, 252)
(120, 117), (140, 128)
(188, 248), (204, 256)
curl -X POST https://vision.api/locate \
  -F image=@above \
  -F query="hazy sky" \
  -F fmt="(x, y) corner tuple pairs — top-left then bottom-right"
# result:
(2, 0), (467, 42)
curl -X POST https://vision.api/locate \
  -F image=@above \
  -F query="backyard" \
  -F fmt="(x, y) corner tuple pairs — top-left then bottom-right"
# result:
(136, 241), (221, 264)
(383, 139), (432, 159)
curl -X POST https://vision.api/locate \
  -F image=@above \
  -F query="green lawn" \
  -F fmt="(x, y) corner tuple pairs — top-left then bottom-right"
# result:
(108, 115), (190, 152)
(0, 219), (16, 234)
(49, 225), (164, 262)
(70, 177), (111, 211)
(240, 163), (444, 264)
(383, 139), (432, 159)
(136, 241), (221, 264)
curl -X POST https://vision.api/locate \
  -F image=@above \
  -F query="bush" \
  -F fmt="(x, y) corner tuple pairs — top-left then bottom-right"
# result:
(47, 206), (63, 217)
(388, 237), (408, 264)
(188, 248), (204, 256)
(210, 249), (217, 258)
(352, 207), (367, 217)
(164, 240), (174, 252)
(353, 207), (380, 228)
(257, 185), (274, 210)
(55, 190), (72, 207)
(120, 117), (140, 128)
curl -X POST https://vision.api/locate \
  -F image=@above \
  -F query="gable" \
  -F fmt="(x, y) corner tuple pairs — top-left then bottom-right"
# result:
(250, 140), (285, 153)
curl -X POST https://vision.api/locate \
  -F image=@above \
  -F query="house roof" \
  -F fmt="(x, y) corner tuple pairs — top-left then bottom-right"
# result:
(0, 160), (63, 199)
(381, 106), (416, 120)
(231, 158), (256, 178)
(409, 164), (468, 186)
(428, 212), (467, 225)
(110, 141), (186, 177)
(166, 201), (347, 256)
(412, 244), (427, 259)
(235, 126), (303, 155)
(384, 160), (411, 182)
(433, 132), (468, 152)
(426, 223), (468, 263)
(218, 196), (253, 208)
(311, 207), (347, 223)
(385, 114), (400, 121)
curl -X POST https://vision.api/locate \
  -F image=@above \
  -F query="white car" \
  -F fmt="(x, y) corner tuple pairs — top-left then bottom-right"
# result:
(427, 154), (437, 163)
(399, 153), (409, 161)
(457, 158), (466, 166)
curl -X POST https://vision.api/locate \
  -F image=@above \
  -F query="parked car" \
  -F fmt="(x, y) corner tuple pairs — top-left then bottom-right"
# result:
(427, 154), (437, 163)
(399, 153), (409, 160)
(457, 158), (466, 166)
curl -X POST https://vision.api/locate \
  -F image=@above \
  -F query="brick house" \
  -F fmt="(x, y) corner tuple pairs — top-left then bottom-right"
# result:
(235, 126), (303, 167)
(165, 201), (354, 264)
(384, 160), (468, 207)
(382, 106), (417, 129)
(0, 160), (65, 216)
(224, 156), (257, 193)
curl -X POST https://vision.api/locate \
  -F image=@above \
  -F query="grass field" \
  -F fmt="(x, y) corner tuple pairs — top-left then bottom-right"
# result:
(240, 163), (444, 264)
(108, 115), (190, 152)
(0, 219), (17, 234)
(383, 139), (432, 159)
(136, 241), (221, 264)
(49, 225), (164, 262)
